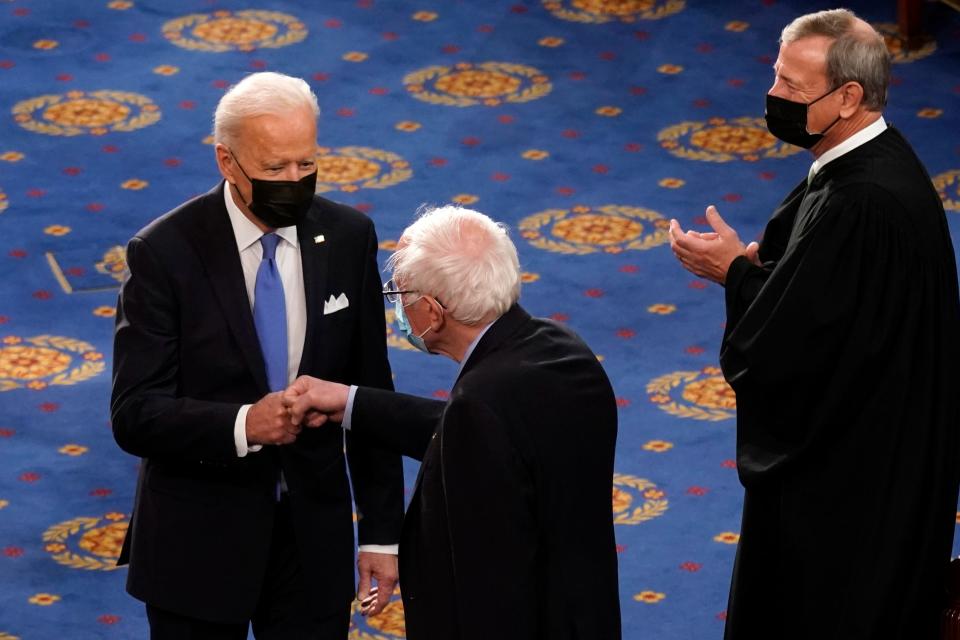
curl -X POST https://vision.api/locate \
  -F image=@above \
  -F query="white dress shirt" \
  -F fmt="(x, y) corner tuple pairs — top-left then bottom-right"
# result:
(224, 184), (307, 457)
(224, 184), (398, 554)
(808, 116), (887, 183)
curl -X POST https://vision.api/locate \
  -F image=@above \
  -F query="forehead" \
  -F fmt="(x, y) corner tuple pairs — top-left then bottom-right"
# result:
(776, 35), (831, 83)
(237, 108), (317, 159)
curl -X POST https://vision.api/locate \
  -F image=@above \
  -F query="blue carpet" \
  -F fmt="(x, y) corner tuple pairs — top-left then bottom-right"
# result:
(1, 0), (959, 638)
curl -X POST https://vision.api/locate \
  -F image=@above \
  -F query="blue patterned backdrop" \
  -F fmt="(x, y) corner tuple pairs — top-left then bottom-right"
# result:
(1, 0), (959, 638)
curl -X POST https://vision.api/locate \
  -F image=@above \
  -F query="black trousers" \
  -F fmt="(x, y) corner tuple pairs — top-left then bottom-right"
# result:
(146, 497), (351, 640)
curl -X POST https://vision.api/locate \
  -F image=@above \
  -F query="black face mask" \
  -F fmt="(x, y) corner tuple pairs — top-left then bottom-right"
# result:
(765, 86), (842, 149)
(229, 151), (317, 229)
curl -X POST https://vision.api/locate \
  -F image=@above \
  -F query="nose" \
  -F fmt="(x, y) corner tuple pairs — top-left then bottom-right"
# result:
(280, 164), (301, 181)
(768, 77), (787, 98)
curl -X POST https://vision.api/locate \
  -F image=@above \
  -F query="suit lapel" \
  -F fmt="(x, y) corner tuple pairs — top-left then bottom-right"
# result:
(192, 182), (270, 395)
(295, 209), (330, 376)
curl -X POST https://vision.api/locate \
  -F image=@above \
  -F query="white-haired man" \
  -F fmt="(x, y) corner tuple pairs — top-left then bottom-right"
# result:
(283, 206), (622, 640)
(669, 9), (960, 638)
(111, 72), (404, 638)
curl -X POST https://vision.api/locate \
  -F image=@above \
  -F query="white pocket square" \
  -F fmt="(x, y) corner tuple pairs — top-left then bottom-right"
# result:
(323, 292), (349, 315)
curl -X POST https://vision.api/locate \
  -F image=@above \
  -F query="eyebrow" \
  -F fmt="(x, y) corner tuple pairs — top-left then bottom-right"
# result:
(773, 64), (798, 86)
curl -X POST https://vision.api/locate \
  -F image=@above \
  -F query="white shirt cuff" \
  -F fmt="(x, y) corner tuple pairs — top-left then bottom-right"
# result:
(341, 385), (359, 430)
(358, 544), (399, 555)
(234, 404), (262, 457)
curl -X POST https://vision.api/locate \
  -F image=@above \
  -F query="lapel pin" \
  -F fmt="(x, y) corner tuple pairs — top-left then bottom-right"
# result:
(314, 235), (325, 244)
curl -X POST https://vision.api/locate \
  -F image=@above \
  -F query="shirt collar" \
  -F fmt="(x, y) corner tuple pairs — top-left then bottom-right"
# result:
(456, 321), (495, 378)
(223, 181), (299, 252)
(809, 116), (887, 180)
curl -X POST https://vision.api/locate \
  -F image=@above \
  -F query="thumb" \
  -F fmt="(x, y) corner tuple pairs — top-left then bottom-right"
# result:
(745, 241), (761, 266)
(357, 568), (372, 601)
(705, 205), (734, 236)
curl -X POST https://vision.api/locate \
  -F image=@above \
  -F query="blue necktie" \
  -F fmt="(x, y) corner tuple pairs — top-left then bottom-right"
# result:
(253, 233), (288, 392)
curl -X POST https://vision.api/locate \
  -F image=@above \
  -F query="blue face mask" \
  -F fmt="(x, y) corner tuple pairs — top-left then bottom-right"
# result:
(394, 297), (431, 353)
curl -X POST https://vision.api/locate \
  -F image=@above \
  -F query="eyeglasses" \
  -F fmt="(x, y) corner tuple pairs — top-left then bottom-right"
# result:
(382, 279), (415, 303)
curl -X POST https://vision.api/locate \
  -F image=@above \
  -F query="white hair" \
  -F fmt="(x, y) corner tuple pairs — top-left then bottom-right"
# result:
(213, 72), (320, 147)
(388, 206), (521, 325)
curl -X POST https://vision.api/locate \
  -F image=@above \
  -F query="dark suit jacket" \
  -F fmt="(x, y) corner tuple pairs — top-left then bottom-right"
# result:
(351, 305), (621, 640)
(110, 182), (403, 623)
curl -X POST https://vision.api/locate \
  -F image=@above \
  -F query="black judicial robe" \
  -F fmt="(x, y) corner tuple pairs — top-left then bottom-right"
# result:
(720, 127), (960, 639)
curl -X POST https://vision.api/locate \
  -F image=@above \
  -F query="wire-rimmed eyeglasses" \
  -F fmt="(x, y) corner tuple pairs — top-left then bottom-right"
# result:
(382, 279), (414, 303)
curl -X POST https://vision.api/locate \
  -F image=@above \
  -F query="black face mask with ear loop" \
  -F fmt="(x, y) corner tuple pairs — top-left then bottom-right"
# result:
(229, 150), (317, 229)
(765, 85), (842, 149)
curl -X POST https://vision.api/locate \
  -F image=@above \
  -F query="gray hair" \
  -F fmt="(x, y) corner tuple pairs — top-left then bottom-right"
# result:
(781, 9), (890, 110)
(213, 72), (320, 147)
(388, 206), (521, 325)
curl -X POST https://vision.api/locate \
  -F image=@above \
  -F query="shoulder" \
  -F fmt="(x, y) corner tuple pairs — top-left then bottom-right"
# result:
(309, 195), (374, 234)
(135, 183), (223, 246)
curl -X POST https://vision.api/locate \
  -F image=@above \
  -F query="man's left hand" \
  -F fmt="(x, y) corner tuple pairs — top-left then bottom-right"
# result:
(357, 551), (398, 617)
(669, 205), (758, 285)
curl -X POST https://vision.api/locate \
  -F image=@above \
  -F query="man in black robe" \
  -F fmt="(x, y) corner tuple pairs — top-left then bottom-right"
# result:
(670, 9), (960, 639)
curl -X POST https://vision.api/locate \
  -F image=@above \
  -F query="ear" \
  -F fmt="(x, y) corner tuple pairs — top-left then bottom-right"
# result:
(214, 143), (237, 184)
(424, 296), (446, 329)
(838, 81), (864, 117)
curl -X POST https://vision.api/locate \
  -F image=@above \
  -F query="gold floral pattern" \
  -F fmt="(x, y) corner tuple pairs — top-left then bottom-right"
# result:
(404, 62), (551, 107)
(365, 599), (407, 636)
(714, 531), (740, 544)
(315, 147), (412, 193)
(96, 246), (128, 282)
(12, 90), (161, 137)
(519, 205), (669, 255)
(612, 474), (667, 525)
(543, 0), (685, 23)
(634, 590), (666, 603)
(163, 10), (307, 52)
(647, 366), (736, 421)
(658, 116), (803, 162)
(28, 593), (60, 606)
(42, 514), (129, 571)
(933, 169), (960, 211)
(0, 336), (105, 392)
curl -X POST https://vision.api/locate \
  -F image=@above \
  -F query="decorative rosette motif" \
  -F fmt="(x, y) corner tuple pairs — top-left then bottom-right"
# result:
(163, 10), (307, 52)
(0, 335), (105, 392)
(42, 513), (129, 571)
(12, 90), (161, 137)
(519, 205), (670, 255)
(647, 366), (736, 421)
(658, 116), (804, 163)
(404, 62), (551, 107)
(315, 147), (412, 193)
(612, 473), (668, 525)
(541, 0), (685, 23)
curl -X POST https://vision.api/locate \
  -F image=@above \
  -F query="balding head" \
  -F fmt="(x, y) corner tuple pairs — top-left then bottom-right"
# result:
(388, 206), (521, 325)
(780, 8), (890, 110)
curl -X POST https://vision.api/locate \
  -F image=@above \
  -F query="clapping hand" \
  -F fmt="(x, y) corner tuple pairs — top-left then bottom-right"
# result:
(669, 205), (759, 285)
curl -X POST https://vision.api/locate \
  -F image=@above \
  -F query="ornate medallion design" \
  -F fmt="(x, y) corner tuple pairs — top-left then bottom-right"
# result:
(612, 473), (668, 525)
(658, 117), (803, 162)
(404, 62), (551, 107)
(42, 513), (128, 571)
(315, 147), (412, 193)
(542, 0), (685, 23)
(519, 205), (669, 255)
(0, 335), (105, 392)
(163, 10), (307, 52)
(12, 90), (161, 137)
(647, 366), (736, 421)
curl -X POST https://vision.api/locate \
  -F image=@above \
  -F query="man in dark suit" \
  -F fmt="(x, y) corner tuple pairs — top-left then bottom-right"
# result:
(111, 72), (404, 638)
(283, 206), (622, 640)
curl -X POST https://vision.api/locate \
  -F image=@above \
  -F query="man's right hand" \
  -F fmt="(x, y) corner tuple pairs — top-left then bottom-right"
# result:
(246, 391), (302, 445)
(282, 376), (350, 427)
